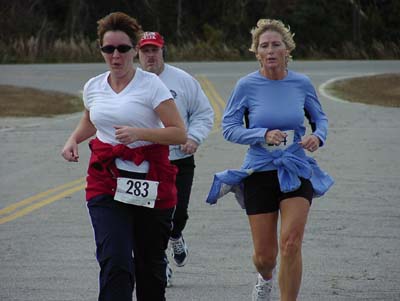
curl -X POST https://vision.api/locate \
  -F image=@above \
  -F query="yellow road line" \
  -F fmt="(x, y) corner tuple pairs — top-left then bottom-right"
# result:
(196, 75), (226, 132)
(196, 76), (220, 127)
(197, 75), (222, 127)
(0, 183), (85, 225)
(0, 177), (85, 216)
(200, 76), (226, 112)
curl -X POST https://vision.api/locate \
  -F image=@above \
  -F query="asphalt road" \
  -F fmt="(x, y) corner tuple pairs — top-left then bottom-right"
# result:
(1, 61), (400, 301)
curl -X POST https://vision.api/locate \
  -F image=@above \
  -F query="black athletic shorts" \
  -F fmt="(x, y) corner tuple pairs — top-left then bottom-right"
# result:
(243, 170), (313, 215)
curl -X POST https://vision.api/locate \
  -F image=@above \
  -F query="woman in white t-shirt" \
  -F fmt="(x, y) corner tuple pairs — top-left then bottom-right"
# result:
(61, 12), (186, 301)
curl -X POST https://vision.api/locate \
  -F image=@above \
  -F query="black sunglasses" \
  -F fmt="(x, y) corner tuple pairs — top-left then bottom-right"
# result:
(100, 44), (134, 54)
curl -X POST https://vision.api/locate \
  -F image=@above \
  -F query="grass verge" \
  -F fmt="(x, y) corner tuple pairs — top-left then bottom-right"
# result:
(325, 73), (400, 107)
(0, 85), (83, 117)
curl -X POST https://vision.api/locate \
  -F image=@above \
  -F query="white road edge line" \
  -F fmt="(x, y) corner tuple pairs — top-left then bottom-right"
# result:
(318, 72), (379, 104)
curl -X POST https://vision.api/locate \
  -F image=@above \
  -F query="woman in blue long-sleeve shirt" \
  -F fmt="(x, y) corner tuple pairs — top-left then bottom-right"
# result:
(221, 19), (333, 301)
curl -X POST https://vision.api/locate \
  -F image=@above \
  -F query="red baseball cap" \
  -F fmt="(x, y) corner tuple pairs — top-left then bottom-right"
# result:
(139, 32), (164, 48)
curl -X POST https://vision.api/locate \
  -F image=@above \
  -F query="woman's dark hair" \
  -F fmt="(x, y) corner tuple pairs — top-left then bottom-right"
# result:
(97, 12), (143, 47)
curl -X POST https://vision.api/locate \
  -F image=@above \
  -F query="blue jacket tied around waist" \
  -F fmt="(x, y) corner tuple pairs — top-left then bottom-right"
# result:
(205, 143), (334, 208)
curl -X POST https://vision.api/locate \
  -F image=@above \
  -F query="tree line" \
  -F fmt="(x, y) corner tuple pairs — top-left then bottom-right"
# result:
(1, 0), (399, 63)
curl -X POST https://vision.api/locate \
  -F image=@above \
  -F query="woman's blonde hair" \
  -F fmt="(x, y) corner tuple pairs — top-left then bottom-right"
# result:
(249, 19), (296, 62)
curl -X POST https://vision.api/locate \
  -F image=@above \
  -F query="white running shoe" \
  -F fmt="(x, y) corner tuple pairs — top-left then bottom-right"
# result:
(170, 236), (189, 267)
(252, 273), (272, 301)
(166, 264), (173, 287)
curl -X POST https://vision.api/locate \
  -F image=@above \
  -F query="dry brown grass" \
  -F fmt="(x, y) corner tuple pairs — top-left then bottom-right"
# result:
(0, 85), (83, 117)
(0, 73), (399, 117)
(326, 73), (400, 107)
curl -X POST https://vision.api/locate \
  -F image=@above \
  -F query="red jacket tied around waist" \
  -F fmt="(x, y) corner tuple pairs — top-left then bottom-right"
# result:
(86, 138), (178, 209)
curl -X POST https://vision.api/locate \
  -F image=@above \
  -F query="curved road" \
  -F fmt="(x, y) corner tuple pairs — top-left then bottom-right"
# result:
(0, 61), (399, 300)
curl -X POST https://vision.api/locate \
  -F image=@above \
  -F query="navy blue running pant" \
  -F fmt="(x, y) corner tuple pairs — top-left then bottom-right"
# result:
(87, 194), (174, 301)
(170, 155), (195, 239)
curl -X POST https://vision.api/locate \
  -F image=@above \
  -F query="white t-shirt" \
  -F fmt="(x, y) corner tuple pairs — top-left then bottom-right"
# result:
(83, 68), (173, 172)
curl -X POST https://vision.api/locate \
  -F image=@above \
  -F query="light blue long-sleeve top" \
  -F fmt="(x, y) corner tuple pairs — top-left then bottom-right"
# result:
(206, 70), (334, 207)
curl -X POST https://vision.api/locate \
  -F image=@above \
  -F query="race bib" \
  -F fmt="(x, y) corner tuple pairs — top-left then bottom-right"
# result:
(114, 177), (159, 208)
(263, 130), (294, 151)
